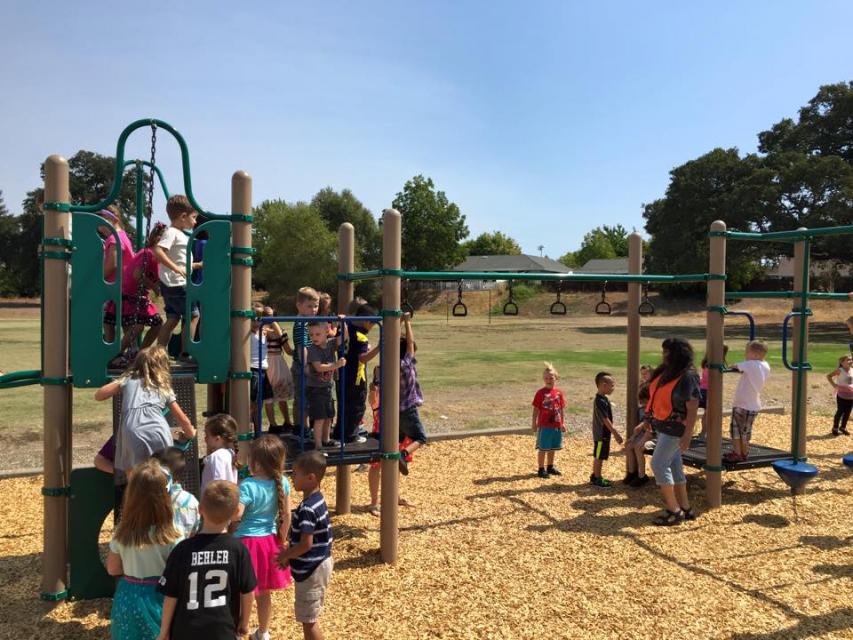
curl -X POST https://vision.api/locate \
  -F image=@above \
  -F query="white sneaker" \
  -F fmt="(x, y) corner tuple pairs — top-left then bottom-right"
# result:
(250, 630), (270, 640)
(355, 435), (367, 443)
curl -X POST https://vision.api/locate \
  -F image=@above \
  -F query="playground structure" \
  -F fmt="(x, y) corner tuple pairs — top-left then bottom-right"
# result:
(0, 117), (850, 604)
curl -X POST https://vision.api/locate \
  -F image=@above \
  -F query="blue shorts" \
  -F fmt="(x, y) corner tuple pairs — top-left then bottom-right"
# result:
(400, 406), (427, 444)
(536, 427), (563, 451)
(161, 284), (200, 320)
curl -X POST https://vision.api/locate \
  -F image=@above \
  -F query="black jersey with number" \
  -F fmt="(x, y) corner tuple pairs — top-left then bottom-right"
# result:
(158, 533), (257, 640)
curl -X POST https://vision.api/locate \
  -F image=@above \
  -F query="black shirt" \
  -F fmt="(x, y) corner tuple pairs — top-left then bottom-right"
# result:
(158, 533), (257, 640)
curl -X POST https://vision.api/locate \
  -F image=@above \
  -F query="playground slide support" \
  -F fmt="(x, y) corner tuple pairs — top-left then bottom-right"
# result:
(41, 155), (72, 600)
(626, 234), (642, 436)
(705, 220), (727, 508)
(336, 224), (355, 514)
(380, 209), (402, 564)
(230, 171), (253, 464)
(790, 231), (810, 494)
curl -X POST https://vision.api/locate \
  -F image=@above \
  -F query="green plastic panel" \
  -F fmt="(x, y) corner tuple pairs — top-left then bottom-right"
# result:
(186, 220), (232, 383)
(70, 213), (122, 387)
(68, 467), (115, 600)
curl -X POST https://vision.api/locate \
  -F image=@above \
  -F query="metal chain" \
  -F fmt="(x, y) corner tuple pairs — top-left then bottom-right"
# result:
(133, 123), (158, 333)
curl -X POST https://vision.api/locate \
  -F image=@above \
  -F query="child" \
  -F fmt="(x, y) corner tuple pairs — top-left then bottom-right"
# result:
(307, 321), (347, 446)
(590, 372), (623, 487)
(152, 447), (200, 539)
(155, 195), (201, 360)
(640, 364), (653, 385)
(318, 292), (337, 339)
(846, 315), (853, 353)
(343, 303), (380, 443)
(157, 480), (257, 640)
(277, 451), (333, 640)
(234, 435), (292, 640)
(100, 205), (136, 345)
(201, 414), (239, 494)
(250, 302), (275, 429)
(531, 362), (566, 479)
(698, 345), (729, 440)
(264, 305), (295, 433)
(398, 312), (427, 474)
(94, 346), (196, 476)
(624, 383), (652, 487)
(724, 340), (771, 462)
(827, 354), (853, 436)
(94, 435), (116, 474)
(107, 459), (181, 640)
(291, 287), (320, 429)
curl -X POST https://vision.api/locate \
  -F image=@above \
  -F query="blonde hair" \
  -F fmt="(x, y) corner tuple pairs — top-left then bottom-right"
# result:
(839, 354), (852, 367)
(115, 459), (179, 547)
(119, 345), (174, 396)
(297, 287), (320, 304)
(165, 194), (194, 221)
(543, 361), (559, 378)
(201, 480), (239, 524)
(747, 339), (768, 356)
(249, 436), (288, 543)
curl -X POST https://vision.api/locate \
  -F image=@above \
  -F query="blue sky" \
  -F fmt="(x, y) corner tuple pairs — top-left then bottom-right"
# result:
(1, 1), (851, 257)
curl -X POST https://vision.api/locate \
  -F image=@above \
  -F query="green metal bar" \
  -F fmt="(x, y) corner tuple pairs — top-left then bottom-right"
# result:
(339, 270), (717, 284)
(727, 290), (851, 301)
(720, 225), (853, 243)
(59, 119), (228, 220)
(125, 160), (170, 200)
(0, 370), (42, 389)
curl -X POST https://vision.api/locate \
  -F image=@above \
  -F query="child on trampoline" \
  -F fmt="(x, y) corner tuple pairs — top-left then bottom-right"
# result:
(590, 371), (623, 487)
(306, 321), (347, 447)
(827, 354), (853, 436)
(201, 413), (239, 493)
(724, 340), (770, 463)
(698, 345), (729, 440)
(291, 287), (320, 430)
(532, 362), (566, 478)
(342, 303), (380, 444)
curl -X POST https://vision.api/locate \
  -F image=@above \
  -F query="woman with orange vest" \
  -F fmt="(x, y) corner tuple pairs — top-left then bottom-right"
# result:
(638, 337), (701, 526)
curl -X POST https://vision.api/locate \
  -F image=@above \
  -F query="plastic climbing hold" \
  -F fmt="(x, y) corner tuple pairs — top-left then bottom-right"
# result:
(772, 459), (818, 490)
(842, 453), (853, 468)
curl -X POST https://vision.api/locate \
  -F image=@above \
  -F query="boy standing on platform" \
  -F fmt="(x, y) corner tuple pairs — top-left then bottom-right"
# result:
(724, 340), (770, 463)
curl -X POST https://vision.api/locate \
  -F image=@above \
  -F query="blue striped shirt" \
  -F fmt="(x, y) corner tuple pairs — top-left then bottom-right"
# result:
(288, 491), (332, 581)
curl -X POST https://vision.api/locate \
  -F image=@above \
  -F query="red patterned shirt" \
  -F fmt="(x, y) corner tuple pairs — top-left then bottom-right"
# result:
(532, 387), (565, 429)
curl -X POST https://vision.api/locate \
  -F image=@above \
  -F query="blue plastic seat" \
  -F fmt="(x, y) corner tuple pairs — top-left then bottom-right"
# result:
(772, 459), (818, 490)
(842, 453), (853, 468)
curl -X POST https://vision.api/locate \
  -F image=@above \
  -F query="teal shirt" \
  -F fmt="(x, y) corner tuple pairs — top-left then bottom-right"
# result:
(236, 475), (291, 538)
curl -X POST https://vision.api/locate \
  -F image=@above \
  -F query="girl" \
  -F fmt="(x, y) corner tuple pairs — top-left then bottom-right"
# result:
(827, 354), (853, 436)
(532, 362), (566, 478)
(100, 205), (136, 344)
(250, 304), (275, 430)
(235, 435), (292, 640)
(264, 305), (295, 433)
(107, 459), (181, 640)
(639, 337), (701, 526)
(95, 346), (196, 476)
(201, 413), (239, 493)
(319, 292), (337, 338)
(698, 345), (728, 440)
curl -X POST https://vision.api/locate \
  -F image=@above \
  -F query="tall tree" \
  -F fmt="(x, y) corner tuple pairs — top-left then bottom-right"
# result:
(392, 175), (469, 271)
(463, 231), (522, 256)
(0, 191), (20, 296)
(254, 199), (337, 310)
(310, 188), (381, 270)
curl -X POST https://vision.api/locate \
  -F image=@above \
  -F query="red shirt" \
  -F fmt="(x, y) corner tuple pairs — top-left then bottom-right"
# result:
(532, 386), (565, 429)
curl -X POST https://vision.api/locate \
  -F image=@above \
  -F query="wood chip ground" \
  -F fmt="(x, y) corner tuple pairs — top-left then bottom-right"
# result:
(1, 414), (852, 639)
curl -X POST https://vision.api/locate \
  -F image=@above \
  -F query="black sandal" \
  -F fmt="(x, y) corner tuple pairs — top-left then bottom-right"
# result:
(682, 506), (698, 521)
(652, 509), (684, 526)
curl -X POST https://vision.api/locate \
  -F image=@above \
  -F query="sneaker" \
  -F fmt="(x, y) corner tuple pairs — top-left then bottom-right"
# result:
(622, 471), (638, 485)
(250, 630), (270, 640)
(353, 435), (367, 444)
(322, 439), (340, 448)
(546, 465), (562, 476)
(268, 424), (284, 435)
(590, 475), (612, 488)
(842, 428), (851, 436)
(630, 475), (651, 487)
(832, 429), (840, 437)
(399, 455), (410, 476)
(537, 468), (550, 479)
(355, 464), (368, 472)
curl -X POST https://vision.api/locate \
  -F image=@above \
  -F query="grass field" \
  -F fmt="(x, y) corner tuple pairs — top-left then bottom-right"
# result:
(2, 293), (852, 471)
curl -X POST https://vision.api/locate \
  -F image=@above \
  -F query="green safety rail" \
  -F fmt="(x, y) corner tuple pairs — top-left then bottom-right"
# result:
(70, 212), (123, 387)
(726, 290), (850, 300)
(0, 370), (41, 389)
(68, 467), (115, 600)
(713, 226), (853, 242)
(337, 269), (718, 283)
(185, 220), (232, 383)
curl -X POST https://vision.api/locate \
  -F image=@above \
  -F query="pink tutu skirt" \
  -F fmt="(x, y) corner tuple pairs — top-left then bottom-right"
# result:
(240, 534), (292, 593)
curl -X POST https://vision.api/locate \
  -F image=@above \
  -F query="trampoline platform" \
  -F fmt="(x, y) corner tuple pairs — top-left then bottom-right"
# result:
(277, 433), (382, 468)
(646, 437), (790, 471)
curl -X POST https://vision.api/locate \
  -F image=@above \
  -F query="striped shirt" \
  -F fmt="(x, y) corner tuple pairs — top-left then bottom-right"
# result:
(400, 353), (423, 411)
(292, 320), (310, 363)
(169, 481), (200, 540)
(288, 491), (332, 581)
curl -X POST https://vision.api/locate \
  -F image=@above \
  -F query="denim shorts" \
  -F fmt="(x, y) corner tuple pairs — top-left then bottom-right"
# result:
(250, 368), (273, 403)
(400, 406), (427, 444)
(651, 432), (686, 485)
(161, 284), (200, 319)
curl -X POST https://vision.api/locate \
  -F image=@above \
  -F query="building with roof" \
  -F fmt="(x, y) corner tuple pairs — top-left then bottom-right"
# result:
(452, 254), (572, 274)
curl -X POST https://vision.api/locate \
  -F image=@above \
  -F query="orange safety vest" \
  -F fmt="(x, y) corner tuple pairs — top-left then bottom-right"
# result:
(645, 374), (685, 422)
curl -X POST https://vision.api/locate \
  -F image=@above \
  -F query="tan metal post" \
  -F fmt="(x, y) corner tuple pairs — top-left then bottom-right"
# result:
(42, 155), (72, 600)
(705, 220), (726, 508)
(790, 230), (810, 494)
(230, 171), (252, 464)
(380, 209), (401, 564)
(626, 234), (642, 438)
(336, 223), (355, 514)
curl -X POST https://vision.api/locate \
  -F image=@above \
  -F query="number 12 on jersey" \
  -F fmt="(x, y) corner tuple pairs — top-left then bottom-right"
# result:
(186, 569), (228, 610)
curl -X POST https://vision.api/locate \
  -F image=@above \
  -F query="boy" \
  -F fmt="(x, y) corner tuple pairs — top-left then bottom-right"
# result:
(532, 362), (566, 478)
(151, 447), (200, 539)
(723, 340), (770, 462)
(155, 195), (201, 360)
(342, 303), (380, 443)
(724, 340), (770, 462)
(398, 312), (426, 474)
(288, 287), (320, 432)
(157, 480), (256, 640)
(277, 451), (333, 640)
(591, 371), (623, 487)
(306, 321), (347, 446)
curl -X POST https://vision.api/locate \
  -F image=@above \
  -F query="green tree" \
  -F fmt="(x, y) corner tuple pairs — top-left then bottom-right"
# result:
(255, 199), (337, 310)
(0, 191), (20, 296)
(573, 229), (618, 266)
(310, 187), (381, 270)
(392, 175), (469, 271)
(462, 231), (522, 256)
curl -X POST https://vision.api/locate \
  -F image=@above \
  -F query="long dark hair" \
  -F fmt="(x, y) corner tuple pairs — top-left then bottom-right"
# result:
(650, 337), (695, 384)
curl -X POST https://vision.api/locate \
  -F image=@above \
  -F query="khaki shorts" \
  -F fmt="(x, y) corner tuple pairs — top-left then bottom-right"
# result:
(294, 557), (333, 623)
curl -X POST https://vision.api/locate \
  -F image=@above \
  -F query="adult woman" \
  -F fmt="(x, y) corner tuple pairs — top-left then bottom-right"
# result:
(639, 337), (700, 526)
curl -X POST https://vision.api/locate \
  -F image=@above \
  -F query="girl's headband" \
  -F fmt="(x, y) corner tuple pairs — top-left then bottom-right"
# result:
(98, 209), (118, 222)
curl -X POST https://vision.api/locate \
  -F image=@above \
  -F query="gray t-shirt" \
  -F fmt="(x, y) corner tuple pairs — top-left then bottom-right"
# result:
(115, 377), (176, 472)
(306, 341), (338, 388)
